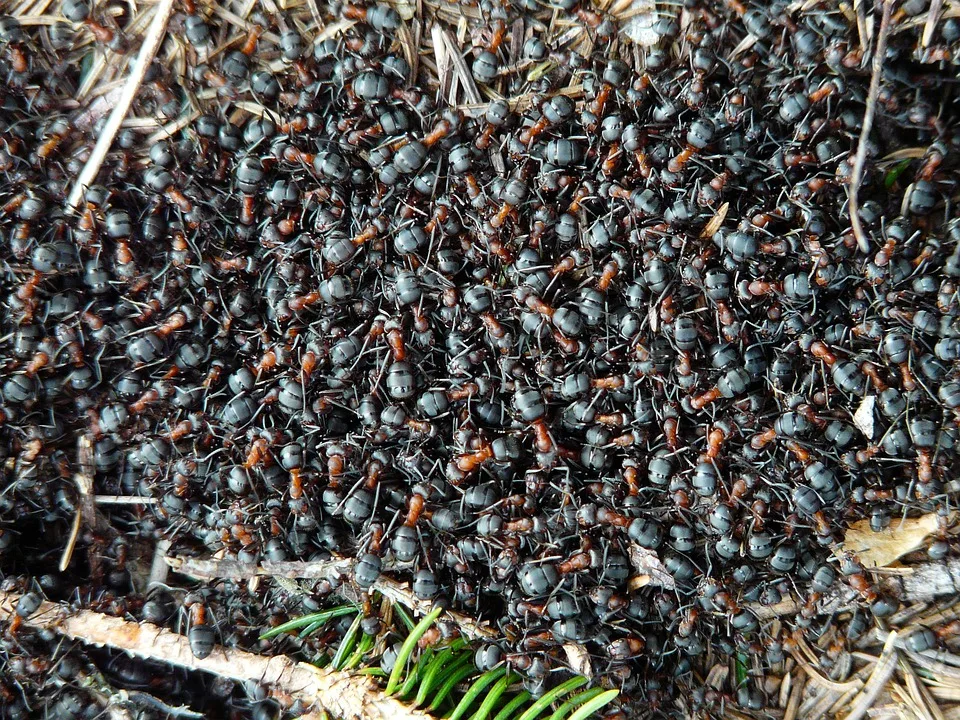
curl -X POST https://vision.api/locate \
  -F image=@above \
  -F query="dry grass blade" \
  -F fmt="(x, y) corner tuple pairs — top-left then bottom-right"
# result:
(439, 29), (482, 105)
(843, 631), (900, 720)
(0, 591), (432, 720)
(699, 202), (729, 238)
(901, 656), (946, 720)
(852, 0), (869, 53)
(431, 24), (452, 103)
(907, 650), (960, 682)
(147, 110), (202, 144)
(67, 0), (177, 210)
(922, 0), (946, 47)
(848, 0), (895, 254)
(784, 673), (805, 720)
(882, 147), (928, 161)
(799, 683), (845, 720)
(61, 436), (114, 573)
(891, 681), (932, 720)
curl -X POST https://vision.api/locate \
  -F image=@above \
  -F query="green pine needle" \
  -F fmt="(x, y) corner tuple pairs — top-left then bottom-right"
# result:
(469, 671), (520, 720)
(394, 603), (417, 632)
(418, 650), (472, 708)
(386, 605), (445, 695)
(492, 691), (531, 720)
(331, 614), (363, 670)
(259, 605), (358, 640)
(343, 632), (375, 670)
(399, 647), (436, 698)
(298, 619), (329, 639)
(735, 653), (748, 687)
(261, 602), (615, 720)
(427, 659), (476, 711)
(515, 676), (589, 720)
(565, 689), (619, 720)
(884, 158), (912, 190)
(447, 666), (509, 720)
(548, 687), (607, 720)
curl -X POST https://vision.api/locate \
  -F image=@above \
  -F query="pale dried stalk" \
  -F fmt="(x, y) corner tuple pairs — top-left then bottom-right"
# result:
(848, 0), (895, 254)
(439, 29), (482, 105)
(922, 0), (945, 48)
(67, 0), (178, 210)
(94, 495), (159, 504)
(843, 631), (900, 720)
(0, 591), (431, 720)
(900, 657), (947, 720)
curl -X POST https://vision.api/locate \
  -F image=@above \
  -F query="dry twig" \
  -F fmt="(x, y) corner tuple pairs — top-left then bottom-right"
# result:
(66, 0), (177, 210)
(0, 591), (432, 720)
(843, 632), (900, 720)
(848, 0), (895, 254)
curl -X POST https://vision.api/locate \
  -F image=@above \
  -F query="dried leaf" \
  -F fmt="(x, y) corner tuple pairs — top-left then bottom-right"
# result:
(562, 643), (593, 678)
(853, 395), (876, 440)
(841, 513), (940, 568)
(627, 544), (676, 590)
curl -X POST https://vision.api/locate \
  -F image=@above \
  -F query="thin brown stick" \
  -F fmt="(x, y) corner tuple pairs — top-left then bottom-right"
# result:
(848, 0), (894, 254)
(66, 0), (177, 210)
(0, 591), (432, 720)
(60, 436), (114, 573)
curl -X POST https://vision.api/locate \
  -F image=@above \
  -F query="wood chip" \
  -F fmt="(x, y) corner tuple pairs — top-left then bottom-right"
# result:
(627, 543), (676, 590)
(562, 643), (593, 678)
(853, 394), (876, 439)
(700, 201), (729, 238)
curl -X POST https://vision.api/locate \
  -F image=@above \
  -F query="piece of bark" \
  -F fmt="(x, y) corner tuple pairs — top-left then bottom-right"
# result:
(0, 591), (431, 720)
(750, 559), (960, 620)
